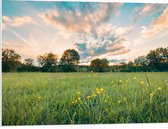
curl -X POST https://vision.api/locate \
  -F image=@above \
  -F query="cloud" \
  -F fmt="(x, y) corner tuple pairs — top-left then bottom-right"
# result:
(39, 3), (122, 36)
(2, 16), (35, 30)
(141, 7), (168, 37)
(75, 30), (130, 61)
(108, 59), (127, 63)
(39, 2), (128, 63)
(133, 4), (165, 22)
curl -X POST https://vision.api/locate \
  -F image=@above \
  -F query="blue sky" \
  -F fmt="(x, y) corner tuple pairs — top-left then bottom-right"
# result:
(2, 1), (168, 65)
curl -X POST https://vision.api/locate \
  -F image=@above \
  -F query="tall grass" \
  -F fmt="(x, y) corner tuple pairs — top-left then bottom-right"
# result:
(2, 72), (168, 125)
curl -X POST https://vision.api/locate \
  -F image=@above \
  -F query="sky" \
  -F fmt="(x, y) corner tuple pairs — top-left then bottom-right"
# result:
(2, 0), (168, 65)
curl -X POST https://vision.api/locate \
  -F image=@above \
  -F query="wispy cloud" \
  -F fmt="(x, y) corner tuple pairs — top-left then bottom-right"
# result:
(3, 40), (38, 60)
(142, 7), (168, 37)
(133, 4), (165, 22)
(2, 16), (35, 30)
(108, 59), (127, 63)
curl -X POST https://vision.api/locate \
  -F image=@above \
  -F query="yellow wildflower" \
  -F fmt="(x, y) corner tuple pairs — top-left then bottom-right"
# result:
(77, 97), (81, 101)
(150, 93), (154, 97)
(118, 100), (121, 104)
(38, 97), (41, 99)
(87, 96), (92, 99)
(119, 80), (122, 84)
(96, 91), (101, 94)
(92, 94), (97, 97)
(96, 88), (99, 91)
(125, 80), (128, 83)
(111, 81), (114, 84)
(100, 88), (104, 92)
(77, 92), (81, 95)
(123, 97), (127, 101)
(158, 87), (162, 91)
(133, 77), (137, 80)
(140, 80), (144, 85)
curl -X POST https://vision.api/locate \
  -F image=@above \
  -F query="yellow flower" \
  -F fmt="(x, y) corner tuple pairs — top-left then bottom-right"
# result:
(86, 96), (92, 99)
(92, 94), (97, 97)
(96, 91), (101, 94)
(100, 88), (104, 92)
(77, 97), (81, 101)
(140, 80), (144, 85)
(119, 80), (122, 83)
(111, 81), (114, 84)
(77, 92), (81, 95)
(38, 97), (41, 99)
(158, 87), (162, 91)
(133, 77), (137, 80)
(150, 93), (154, 97)
(123, 97), (127, 101)
(96, 88), (99, 91)
(125, 80), (128, 83)
(118, 100), (121, 104)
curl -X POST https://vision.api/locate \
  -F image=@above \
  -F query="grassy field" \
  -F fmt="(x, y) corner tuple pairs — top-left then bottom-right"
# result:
(2, 72), (168, 125)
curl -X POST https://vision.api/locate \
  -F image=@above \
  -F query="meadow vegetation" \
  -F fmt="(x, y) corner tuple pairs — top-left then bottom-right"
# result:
(2, 72), (168, 125)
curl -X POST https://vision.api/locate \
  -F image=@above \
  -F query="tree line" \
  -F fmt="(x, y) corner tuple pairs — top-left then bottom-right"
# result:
(2, 47), (168, 72)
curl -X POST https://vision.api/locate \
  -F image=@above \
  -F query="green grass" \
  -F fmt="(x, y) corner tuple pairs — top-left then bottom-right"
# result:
(2, 72), (168, 125)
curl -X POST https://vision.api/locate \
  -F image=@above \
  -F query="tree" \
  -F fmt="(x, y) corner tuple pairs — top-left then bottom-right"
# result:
(127, 61), (136, 72)
(24, 58), (34, 66)
(134, 56), (149, 71)
(17, 58), (36, 72)
(90, 58), (109, 72)
(146, 47), (168, 71)
(37, 53), (58, 72)
(59, 49), (80, 72)
(2, 48), (21, 72)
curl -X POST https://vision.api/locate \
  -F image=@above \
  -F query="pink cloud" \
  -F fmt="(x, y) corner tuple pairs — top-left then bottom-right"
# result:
(134, 4), (165, 22)
(2, 16), (35, 30)
(39, 3), (122, 35)
(142, 7), (168, 37)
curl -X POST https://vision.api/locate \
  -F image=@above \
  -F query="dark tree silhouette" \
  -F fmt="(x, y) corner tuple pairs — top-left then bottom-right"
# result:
(59, 49), (80, 72)
(2, 48), (21, 72)
(37, 53), (58, 72)
(146, 47), (168, 71)
(90, 58), (109, 72)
